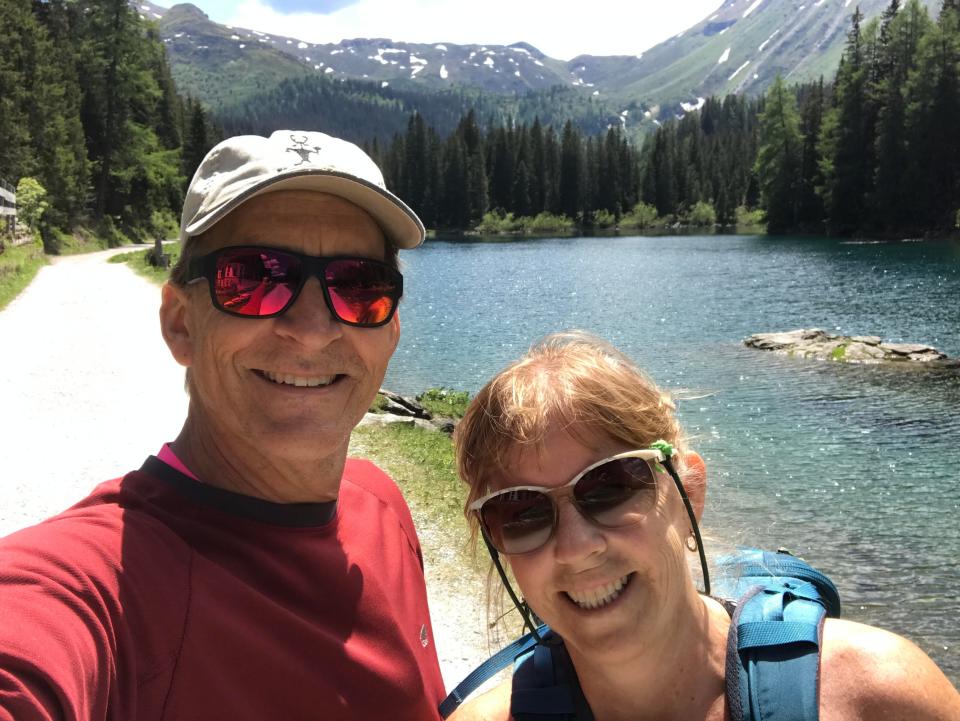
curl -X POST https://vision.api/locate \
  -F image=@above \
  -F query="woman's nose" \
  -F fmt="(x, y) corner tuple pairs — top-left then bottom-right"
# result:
(551, 497), (606, 566)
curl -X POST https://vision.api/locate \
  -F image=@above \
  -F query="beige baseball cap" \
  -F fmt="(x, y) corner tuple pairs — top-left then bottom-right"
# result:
(180, 130), (424, 248)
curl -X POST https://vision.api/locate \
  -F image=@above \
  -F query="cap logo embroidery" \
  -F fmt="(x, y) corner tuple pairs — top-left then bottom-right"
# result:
(286, 135), (321, 166)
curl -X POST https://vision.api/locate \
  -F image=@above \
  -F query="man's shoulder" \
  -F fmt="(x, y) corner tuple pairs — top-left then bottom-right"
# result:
(820, 618), (960, 720)
(342, 457), (406, 507)
(0, 468), (191, 576)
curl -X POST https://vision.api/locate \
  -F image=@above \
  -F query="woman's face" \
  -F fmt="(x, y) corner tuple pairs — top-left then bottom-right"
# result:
(489, 426), (697, 662)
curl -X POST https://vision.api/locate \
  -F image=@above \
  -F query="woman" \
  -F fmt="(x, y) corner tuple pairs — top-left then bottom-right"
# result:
(451, 331), (959, 721)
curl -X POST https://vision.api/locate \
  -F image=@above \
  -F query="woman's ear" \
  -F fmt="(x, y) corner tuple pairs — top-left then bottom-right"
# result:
(681, 451), (708, 522)
(160, 282), (194, 368)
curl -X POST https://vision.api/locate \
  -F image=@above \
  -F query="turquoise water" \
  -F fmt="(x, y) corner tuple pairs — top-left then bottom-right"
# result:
(386, 234), (960, 683)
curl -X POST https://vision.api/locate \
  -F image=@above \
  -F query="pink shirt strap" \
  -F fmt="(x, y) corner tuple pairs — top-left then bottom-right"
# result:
(157, 443), (200, 481)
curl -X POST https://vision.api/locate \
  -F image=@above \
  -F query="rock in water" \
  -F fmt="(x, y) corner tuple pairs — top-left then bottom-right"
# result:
(744, 329), (951, 366)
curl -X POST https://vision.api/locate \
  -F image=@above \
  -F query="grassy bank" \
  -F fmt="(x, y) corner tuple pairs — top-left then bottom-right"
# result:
(109, 243), (180, 285)
(351, 388), (475, 564)
(0, 241), (47, 311)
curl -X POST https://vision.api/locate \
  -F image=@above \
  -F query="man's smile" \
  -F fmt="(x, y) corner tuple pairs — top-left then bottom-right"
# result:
(254, 369), (342, 388)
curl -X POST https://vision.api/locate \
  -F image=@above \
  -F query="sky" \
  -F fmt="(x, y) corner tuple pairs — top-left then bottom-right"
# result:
(167, 0), (725, 60)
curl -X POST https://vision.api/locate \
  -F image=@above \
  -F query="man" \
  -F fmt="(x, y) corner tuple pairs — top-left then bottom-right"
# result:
(0, 130), (446, 719)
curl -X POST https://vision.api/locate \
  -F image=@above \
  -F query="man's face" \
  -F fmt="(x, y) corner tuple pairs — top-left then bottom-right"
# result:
(163, 190), (400, 462)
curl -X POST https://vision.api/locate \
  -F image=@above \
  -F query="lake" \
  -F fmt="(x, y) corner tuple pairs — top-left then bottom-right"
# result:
(385, 233), (960, 683)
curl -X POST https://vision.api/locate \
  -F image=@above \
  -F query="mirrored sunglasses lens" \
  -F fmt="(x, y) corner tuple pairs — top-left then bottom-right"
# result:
(481, 490), (555, 554)
(213, 249), (299, 317)
(325, 259), (399, 326)
(574, 458), (657, 528)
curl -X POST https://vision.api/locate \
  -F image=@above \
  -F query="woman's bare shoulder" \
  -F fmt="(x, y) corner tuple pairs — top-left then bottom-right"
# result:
(446, 679), (513, 721)
(820, 618), (959, 720)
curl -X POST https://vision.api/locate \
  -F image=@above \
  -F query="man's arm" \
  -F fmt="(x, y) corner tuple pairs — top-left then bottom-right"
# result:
(0, 520), (122, 721)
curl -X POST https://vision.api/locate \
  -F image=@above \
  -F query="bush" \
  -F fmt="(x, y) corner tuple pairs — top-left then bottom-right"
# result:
(416, 387), (471, 419)
(736, 206), (766, 228)
(526, 212), (575, 233)
(16, 177), (48, 232)
(476, 210), (575, 234)
(592, 209), (617, 229)
(685, 201), (717, 227)
(620, 202), (660, 229)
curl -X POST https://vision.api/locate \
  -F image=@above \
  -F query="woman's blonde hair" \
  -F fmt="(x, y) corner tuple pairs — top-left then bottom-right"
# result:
(455, 330), (686, 534)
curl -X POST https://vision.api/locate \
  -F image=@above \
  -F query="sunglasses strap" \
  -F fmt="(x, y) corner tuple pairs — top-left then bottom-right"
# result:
(483, 536), (544, 643)
(662, 457), (711, 596)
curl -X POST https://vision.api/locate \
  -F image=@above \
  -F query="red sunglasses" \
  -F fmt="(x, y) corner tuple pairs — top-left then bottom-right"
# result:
(186, 246), (403, 327)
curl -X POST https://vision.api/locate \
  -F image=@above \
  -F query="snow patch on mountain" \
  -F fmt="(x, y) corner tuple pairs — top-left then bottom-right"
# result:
(440, 64), (448, 79)
(729, 60), (750, 80)
(680, 97), (706, 112)
(759, 29), (780, 52)
(743, 0), (765, 18)
(718, 47), (731, 64)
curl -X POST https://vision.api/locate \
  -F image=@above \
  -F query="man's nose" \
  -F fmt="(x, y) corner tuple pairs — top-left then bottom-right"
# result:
(273, 277), (343, 345)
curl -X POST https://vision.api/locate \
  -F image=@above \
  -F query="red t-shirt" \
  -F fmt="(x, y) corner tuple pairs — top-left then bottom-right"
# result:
(0, 456), (445, 720)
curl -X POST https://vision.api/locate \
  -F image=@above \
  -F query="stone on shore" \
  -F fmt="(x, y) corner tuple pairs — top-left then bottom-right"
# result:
(744, 329), (953, 366)
(359, 389), (459, 434)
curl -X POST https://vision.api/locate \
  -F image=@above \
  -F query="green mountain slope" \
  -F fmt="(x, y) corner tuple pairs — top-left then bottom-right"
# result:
(141, 0), (941, 133)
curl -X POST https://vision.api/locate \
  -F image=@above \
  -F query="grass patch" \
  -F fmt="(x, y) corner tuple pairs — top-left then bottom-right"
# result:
(830, 344), (847, 361)
(349, 423), (470, 558)
(0, 241), (47, 311)
(416, 387), (471, 419)
(109, 243), (181, 285)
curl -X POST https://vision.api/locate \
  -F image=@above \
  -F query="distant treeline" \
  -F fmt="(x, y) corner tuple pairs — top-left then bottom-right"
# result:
(615, 0), (960, 237)
(0, 0), (218, 245)
(369, 111), (644, 230)
(375, 0), (959, 237)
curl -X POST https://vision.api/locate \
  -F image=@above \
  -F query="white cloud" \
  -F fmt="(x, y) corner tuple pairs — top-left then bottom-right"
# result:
(212, 0), (723, 61)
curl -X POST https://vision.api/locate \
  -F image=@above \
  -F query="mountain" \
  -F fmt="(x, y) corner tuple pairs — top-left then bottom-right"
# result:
(584, 0), (940, 110)
(141, 0), (941, 131)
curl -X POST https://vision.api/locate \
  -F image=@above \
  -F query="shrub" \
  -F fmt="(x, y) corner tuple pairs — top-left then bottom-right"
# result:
(685, 201), (717, 227)
(620, 202), (659, 229)
(592, 209), (617, 229)
(526, 212), (574, 232)
(16, 177), (48, 232)
(736, 206), (766, 228)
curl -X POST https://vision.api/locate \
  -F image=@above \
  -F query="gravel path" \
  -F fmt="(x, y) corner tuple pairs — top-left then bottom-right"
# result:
(0, 249), (496, 695)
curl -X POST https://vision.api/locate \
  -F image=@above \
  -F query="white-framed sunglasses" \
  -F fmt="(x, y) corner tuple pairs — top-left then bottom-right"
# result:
(469, 449), (666, 555)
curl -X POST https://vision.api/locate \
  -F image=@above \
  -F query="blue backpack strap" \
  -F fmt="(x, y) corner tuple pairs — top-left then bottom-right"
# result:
(720, 549), (841, 721)
(438, 628), (543, 719)
(511, 631), (593, 721)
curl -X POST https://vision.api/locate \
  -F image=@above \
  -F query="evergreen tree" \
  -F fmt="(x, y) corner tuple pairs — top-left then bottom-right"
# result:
(756, 77), (803, 233)
(818, 8), (873, 235)
(558, 121), (582, 220)
(902, 0), (960, 231)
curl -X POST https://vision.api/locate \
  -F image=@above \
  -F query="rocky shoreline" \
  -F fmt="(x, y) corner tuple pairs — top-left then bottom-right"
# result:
(744, 329), (958, 367)
(359, 389), (459, 433)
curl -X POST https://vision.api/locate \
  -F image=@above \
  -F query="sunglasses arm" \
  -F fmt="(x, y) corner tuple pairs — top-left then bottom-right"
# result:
(482, 535), (545, 643)
(662, 457), (711, 597)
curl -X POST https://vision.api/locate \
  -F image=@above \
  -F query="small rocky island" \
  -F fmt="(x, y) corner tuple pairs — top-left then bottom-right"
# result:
(744, 329), (957, 366)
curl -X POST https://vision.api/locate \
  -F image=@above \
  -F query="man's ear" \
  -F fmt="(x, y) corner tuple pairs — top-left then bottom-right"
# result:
(682, 451), (708, 522)
(160, 282), (194, 368)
